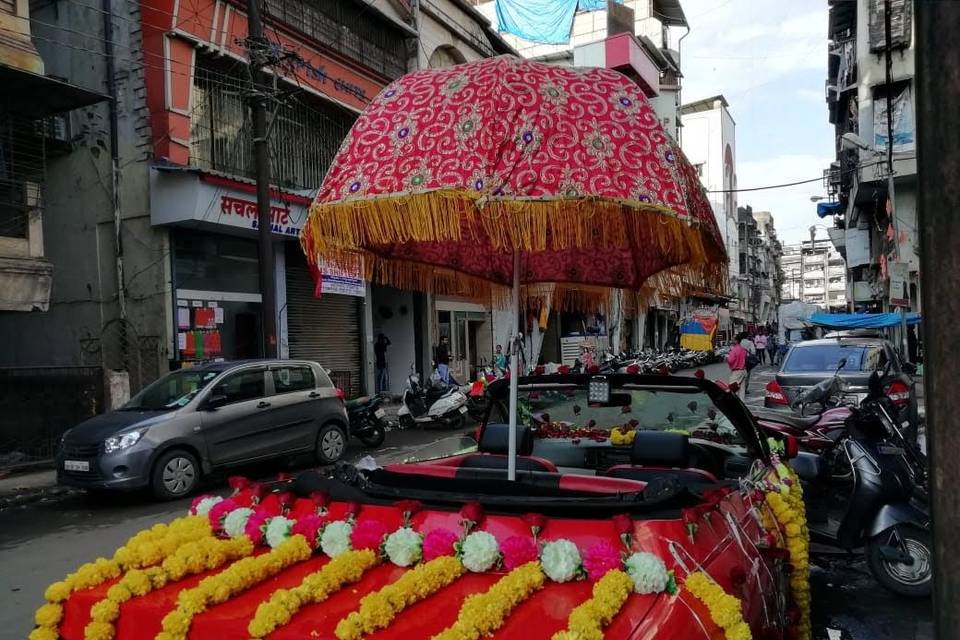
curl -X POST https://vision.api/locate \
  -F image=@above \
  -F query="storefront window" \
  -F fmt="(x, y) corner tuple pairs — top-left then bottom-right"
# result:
(174, 231), (260, 294)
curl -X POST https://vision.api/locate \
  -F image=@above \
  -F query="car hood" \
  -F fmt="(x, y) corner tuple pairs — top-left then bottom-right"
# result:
(65, 409), (177, 442)
(776, 371), (872, 403)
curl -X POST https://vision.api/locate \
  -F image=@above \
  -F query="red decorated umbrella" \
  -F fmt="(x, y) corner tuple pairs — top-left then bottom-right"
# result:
(302, 56), (726, 479)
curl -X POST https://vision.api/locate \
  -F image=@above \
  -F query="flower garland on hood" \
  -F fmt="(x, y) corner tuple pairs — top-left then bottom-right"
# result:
(765, 462), (811, 640)
(30, 515), (211, 640)
(684, 571), (752, 640)
(156, 534), (311, 640)
(552, 569), (634, 640)
(82, 536), (253, 640)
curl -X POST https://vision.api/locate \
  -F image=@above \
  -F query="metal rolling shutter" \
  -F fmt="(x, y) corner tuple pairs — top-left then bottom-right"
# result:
(285, 252), (362, 397)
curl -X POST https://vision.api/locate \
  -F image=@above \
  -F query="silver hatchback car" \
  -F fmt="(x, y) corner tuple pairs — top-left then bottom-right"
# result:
(56, 360), (349, 499)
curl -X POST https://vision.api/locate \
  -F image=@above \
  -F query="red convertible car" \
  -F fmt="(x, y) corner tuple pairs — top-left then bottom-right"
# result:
(35, 374), (805, 640)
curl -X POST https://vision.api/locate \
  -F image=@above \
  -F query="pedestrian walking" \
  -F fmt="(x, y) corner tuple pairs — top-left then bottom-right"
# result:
(754, 331), (768, 365)
(374, 334), (391, 394)
(494, 344), (507, 373)
(435, 335), (451, 384)
(766, 333), (779, 366)
(740, 333), (758, 393)
(727, 332), (749, 400)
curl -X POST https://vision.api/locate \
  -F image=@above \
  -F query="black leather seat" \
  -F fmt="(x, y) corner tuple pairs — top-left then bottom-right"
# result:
(753, 409), (820, 429)
(605, 431), (718, 484)
(459, 424), (557, 473)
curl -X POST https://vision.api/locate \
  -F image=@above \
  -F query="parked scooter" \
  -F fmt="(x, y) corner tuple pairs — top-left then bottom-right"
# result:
(397, 367), (469, 430)
(788, 370), (932, 597)
(344, 395), (388, 448)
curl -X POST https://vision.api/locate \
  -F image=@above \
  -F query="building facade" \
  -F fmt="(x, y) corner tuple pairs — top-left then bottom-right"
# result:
(823, 0), (918, 312)
(751, 210), (783, 326)
(780, 238), (848, 311)
(0, 0), (511, 398)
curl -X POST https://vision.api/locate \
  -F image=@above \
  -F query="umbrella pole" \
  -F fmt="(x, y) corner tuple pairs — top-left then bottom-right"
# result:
(508, 250), (520, 481)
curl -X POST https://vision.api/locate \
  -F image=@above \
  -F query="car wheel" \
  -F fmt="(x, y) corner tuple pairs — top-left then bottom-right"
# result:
(866, 525), (932, 598)
(151, 449), (200, 500)
(316, 423), (347, 464)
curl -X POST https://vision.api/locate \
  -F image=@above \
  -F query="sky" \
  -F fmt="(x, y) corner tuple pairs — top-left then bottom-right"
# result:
(677, 0), (835, 244)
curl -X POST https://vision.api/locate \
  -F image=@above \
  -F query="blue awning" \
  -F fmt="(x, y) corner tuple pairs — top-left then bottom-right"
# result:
(496, 0), (621, 44)
(816, 201), (843, 218)
(809, 312), (921, 329)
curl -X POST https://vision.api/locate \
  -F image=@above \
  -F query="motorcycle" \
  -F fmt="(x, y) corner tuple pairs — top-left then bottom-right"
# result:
(759, 359), (928, 493)
(788, 370), (932, 597)
(344, 395), (388, 447)
(396, 367), (469, 430)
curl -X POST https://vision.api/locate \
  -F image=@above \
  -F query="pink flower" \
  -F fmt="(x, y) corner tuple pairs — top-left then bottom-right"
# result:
(501, 536), (539, 570)
(291, 514), (328, 549)
(207, 498), (238, 534)
(244, 508), (272, 545)
(583, 541), (623, 581)
(422, 528), (459, 561)
(350, 520), (389, 551)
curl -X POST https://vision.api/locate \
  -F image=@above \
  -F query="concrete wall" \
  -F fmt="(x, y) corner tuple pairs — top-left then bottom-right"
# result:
(420, 0), (495, 68)
(0, 0), (170, 389)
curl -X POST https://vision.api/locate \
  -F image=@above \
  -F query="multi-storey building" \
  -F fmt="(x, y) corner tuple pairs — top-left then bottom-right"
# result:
(781, 238), (848, 311)
(823, 0), (918, 312)
(0, 0), (511, 400)
(751, 210), (783, 326)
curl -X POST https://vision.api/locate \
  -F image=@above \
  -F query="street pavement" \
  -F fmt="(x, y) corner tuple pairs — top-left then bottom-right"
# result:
(0, 365), (932, 640)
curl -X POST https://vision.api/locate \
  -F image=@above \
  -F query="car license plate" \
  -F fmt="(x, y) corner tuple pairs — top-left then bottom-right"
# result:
(374, 408), (386, 419)
(64, 460), (89, 472)
(459, 405), (468, 414)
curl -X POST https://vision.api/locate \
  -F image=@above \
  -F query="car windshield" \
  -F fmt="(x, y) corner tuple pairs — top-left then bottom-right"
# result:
(121, 369), (222, 410)
(783, 344), (887, 373)
(511, 383), (746, 446)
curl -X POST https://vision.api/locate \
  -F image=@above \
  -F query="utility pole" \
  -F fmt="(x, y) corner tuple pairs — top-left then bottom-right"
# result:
(246, 0), (278, 358)
(916, 2), (960, 637)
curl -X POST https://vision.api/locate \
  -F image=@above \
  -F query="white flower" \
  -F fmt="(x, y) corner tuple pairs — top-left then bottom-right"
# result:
(540, 539), (581, 583)
(384, 527), (423, 567)
(460, 531), (500, 572)
(194, 496), (223, 516)
(624, 552), (669, 594)
(320, 520), (353, 557)
(265, 516), (294, 549)
(223, 507), (254, 539)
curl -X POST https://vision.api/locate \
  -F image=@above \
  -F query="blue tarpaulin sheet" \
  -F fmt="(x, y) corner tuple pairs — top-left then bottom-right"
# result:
(495, 0), (620, 44)
(809, 312), (921, 328)
(816, 201), (843, 218)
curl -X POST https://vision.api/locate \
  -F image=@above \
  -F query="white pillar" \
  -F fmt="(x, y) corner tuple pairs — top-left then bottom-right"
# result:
(507, 251), (520, 481)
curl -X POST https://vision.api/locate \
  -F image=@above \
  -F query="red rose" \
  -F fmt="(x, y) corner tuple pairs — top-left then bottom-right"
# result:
(257, 493), (282, 517)
(395, 499), (423, 518)
(227, 476), (251, 493)
(612, 513), (633, 536)
(343, 502), (362, 518)
(276, 491), (295, 511)
(521, 513), (547, 536)
(460, 501), (485, 528)
(289, 497), (319, 521)
(309, 491), (330, 508)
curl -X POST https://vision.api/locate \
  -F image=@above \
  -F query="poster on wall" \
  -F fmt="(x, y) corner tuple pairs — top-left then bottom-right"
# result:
(845, 226), (872, 268)
(316, 259), (365, 297)
(888, 261), (910, 307)
(874, 85), (915, 153)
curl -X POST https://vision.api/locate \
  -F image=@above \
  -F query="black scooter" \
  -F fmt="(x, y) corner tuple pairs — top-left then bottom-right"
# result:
(344, 395), (387, 448)
(790, 370), (931, 597)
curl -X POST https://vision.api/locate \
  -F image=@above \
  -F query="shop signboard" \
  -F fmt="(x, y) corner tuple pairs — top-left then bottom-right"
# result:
(316, 259), (365, 298)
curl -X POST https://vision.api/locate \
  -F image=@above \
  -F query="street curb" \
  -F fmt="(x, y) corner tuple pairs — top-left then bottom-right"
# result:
(0, 484), (80, 511)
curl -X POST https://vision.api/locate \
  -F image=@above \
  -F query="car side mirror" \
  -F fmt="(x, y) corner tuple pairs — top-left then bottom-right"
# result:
(204, 393), (228, 410)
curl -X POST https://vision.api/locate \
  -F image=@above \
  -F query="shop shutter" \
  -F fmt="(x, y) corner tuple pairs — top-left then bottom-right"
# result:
(285, 252), (363, 397)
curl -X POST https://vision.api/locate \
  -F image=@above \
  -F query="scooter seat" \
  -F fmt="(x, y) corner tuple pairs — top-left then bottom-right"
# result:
(345, 396), (373, 410)
(753, 409), (820, 430)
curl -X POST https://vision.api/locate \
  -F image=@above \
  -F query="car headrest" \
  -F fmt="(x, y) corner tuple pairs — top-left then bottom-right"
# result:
(630, 431), (689, 466)
(479, 423), (534, 456)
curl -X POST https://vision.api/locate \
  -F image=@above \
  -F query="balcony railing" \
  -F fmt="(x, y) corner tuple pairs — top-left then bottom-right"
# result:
(263, 0), (409, 79)
(189, 64), (354, 190)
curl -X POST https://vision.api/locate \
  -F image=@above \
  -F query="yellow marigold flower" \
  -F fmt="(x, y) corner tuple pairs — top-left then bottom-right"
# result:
(120, 569), (152, 597)
(90, 598), (121, 623)
(34, 603), (63, 627)
(44, 581), (71, 603)
(28, 626), (59, 640)
(84, 620), (116, 640)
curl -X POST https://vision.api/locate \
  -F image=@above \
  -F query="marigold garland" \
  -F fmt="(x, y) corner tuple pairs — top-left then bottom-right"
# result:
(247, 549), (381, 639)
(552, 569), (633, 640)
(82, 536), (253, 640)
(156, 534), (312, 640)
(334, 555), (466, 640)
(432, 561), (546, 640)
(684, 571), (752, 640)
(765, 464), (811, 640)
(30, 515), (211, 640)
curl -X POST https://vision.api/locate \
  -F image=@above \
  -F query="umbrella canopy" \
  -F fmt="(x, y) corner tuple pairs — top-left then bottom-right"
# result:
(302, 55), (726, 310)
